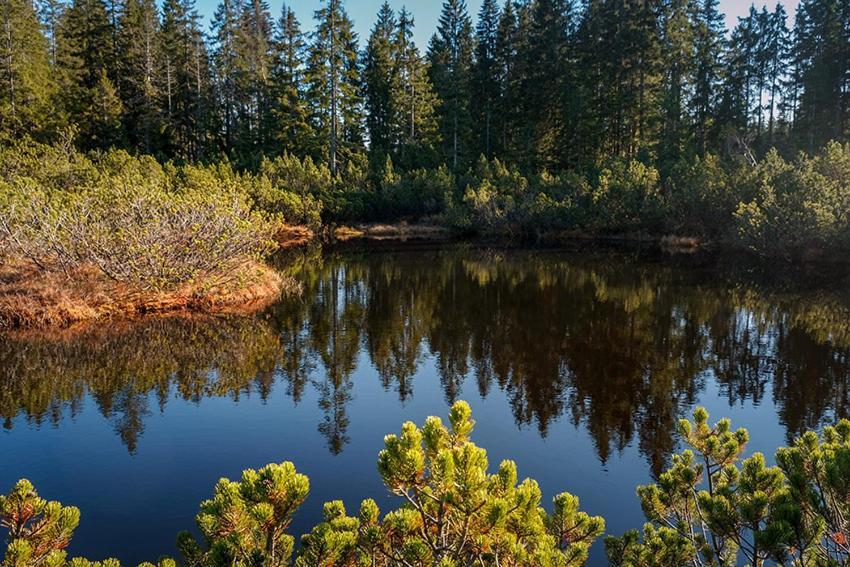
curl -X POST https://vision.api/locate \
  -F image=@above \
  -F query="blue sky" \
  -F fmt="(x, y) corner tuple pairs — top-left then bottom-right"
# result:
(195, 0), (799, 48)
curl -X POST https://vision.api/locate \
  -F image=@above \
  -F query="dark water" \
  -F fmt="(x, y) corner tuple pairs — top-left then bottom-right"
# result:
(3, 243), (850, 565)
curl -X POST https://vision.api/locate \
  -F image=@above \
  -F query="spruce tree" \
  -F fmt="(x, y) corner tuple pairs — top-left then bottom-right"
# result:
(363, 2), (398, 163)
(763, 4), (790, 145)
(87, 66), (124, 147)
(658, 0), (695, 167)
(616, 0), (664, 160)
(493, 0), (524, 164)
(117, 0), (163, 154)
(57, 0), (122, 149)
(270, 3), (313, 156)
(428, 0), (474, 170)
(0, 0), (56, 140)
(573, 0), (605, 166)
(791, 0), (849, 151)
(518, 0), (575, 170)
(689, 0), (725, 155)
(305, 0), (363, 173)
(232, 0), (274, 165)
(472, 0), (500, 159)
(35, 0), (65, 67)
(161, 0), (211, 160)
(209, 0), (240, 153)
(392, 8), (439, 168)
(717, 10), (757, 142)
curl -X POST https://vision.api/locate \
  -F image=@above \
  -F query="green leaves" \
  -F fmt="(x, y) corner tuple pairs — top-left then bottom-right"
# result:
(178, 462), (309, 567)
(13, 407), (850, 566)
(608, 407), (850, 566)
(774, 418), (850, 564)
(0, 479), (83, 567)
(311, 400), (604, 566)
(734, 142), (850, 258)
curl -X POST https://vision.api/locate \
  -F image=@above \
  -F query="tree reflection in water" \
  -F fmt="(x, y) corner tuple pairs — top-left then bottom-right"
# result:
(3, 245), (850, 474)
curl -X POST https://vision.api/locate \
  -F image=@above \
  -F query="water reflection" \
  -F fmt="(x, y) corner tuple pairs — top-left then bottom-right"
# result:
(3, 245), (850, 474)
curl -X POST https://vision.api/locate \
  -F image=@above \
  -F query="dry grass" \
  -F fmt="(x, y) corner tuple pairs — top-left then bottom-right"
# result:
(274, 223), (315, 248)
(334, 221), (452, 241)
(660, 235), (705, 251)
(0, 257), (296, 329)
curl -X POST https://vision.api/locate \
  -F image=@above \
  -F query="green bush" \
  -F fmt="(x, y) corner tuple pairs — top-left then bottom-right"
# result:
(2, 402), (604, 567)
(4, 138), (850, 258)
(8, 403), (850, 566)
(586, 159), (664, 233)
(298, 401), (604, 566)
(376, 160), (454, 220)
(606, 407), (850, 566)
(734, 142), (850, 258)
(665, 153), (743, 238)
(0, 143), (276, 291)
(177, 463), (309, 567)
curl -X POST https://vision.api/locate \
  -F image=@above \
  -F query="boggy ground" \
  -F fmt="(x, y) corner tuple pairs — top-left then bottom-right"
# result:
(0, 257), (295, 329)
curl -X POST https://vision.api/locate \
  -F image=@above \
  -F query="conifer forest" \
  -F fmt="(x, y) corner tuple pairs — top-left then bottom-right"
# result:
(1, 0), (849, 252)
(4, 0), (850, 565)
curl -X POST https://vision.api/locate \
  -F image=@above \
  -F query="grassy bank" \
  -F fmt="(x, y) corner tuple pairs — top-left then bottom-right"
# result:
(0, 258), (290, 328)
(2, 137), (849, 329)
(0, 142), (295, 329)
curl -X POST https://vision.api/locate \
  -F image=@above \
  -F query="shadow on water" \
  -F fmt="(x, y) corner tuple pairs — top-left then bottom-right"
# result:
(3, 242), (850, 475)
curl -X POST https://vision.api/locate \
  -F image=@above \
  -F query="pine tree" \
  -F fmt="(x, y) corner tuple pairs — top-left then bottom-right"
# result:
(689, 0), (725, 155)
(270, 3), (313, 156)
(472, 0), (500, 158)
(118, 0), (163, 153)
(305, 0), (363, 173)
(209, 0), (240, 153)
(363, 2), (398, 163)
(791, 0), (849, 151)
(0, 480), (82, 567)
(518, 0), (576, 170)
(392, 8), (439, 168)
(428, 0), (474, 170)
(0, 0), (56, 139)
(57, 0), (122, 148)
(161, 0), (211, 159)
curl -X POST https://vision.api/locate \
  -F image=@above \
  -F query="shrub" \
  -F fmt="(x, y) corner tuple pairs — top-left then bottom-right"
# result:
(9, 405), (850, 566)
(665, 153), (743, 238)
(259, 154), (334, 198)
(297, 401), (605, 566)
(587, 159), (663, 233)
(0, 144), (276, 292)
(734, 143), (850, 257)
(445, 157), (531, 232)
(247, 176), (323, 231)
(606, 407), (850, 566)
(177, 463), (310, 567)
(775, 419), (850, 565)
(377, 162), (454, 220)
(2, 402), (603, 567)
(0, 479), (81, 567)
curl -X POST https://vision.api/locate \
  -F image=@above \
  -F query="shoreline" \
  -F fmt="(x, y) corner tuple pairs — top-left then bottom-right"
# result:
(0, 259), (295, 330)
(294, 221), (842, 264)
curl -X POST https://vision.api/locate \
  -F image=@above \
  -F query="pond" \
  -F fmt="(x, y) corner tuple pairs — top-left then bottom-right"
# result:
(3, 243), (850, 565)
